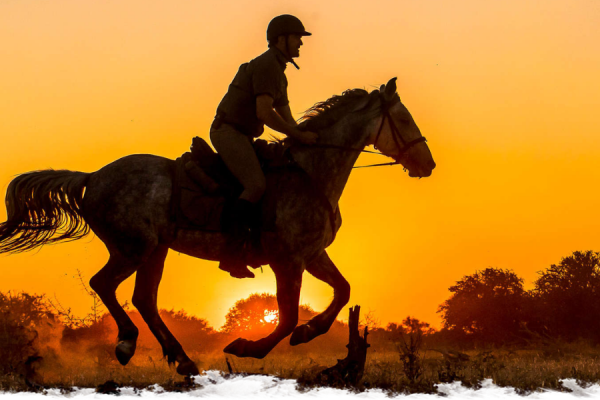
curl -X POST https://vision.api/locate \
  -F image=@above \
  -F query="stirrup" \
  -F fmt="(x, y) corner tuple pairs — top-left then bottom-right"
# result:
(219, 261), (255, 279)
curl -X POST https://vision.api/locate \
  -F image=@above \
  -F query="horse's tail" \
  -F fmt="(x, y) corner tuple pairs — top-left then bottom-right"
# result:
(0, 170), (91, 254)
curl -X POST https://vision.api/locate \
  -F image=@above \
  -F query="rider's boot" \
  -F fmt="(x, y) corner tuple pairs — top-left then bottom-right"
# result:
(219, 199), (256, 279)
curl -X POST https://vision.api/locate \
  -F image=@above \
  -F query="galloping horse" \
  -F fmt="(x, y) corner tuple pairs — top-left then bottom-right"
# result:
(0, 78), (435, 376)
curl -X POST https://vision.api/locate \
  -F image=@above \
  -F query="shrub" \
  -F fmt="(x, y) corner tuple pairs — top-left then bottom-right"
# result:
(0, 292), (55, 377)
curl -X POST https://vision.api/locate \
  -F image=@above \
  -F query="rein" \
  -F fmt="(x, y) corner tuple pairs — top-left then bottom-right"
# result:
(305, 97), (427, 169)
(307, 144), (401, 169)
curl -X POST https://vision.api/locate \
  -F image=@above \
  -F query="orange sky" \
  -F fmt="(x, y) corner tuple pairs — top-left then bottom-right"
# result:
(1, 0), (599, 331)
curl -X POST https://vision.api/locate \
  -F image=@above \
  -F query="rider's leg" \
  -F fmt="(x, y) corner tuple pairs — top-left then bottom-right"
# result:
(211, 124), (266, 203)
(210, 124), (266, 278)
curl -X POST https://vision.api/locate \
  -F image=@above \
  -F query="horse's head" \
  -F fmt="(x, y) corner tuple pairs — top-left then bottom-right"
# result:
(367, 78), (436, 178)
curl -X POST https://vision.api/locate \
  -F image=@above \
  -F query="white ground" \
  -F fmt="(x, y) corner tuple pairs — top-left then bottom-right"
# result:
(1, 371), (599, 399)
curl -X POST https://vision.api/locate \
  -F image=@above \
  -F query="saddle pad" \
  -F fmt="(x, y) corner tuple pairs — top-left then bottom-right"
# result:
(171, 151), (341, 240)
(172, 154), (277, 233)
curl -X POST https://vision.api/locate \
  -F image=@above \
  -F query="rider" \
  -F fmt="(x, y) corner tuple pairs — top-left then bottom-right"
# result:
(210, 15), (319, 279)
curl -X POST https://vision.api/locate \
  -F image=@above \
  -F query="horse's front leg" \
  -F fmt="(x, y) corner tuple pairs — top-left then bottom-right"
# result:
(224, 263), (303, 359)
(290, 250), (350, 345)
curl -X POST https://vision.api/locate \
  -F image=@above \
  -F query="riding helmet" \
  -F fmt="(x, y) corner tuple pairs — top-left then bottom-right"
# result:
(267, 15), (311, 41)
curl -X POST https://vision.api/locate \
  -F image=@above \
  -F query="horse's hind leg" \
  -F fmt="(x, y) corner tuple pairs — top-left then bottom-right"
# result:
(132, 245), (199, 376)
(290, 251), (350, 345)
(89, 254), (141, 366)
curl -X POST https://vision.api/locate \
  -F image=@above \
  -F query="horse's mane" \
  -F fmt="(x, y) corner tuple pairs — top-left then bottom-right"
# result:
(298, 88), (378, 131)
(267, 87), (379, 144)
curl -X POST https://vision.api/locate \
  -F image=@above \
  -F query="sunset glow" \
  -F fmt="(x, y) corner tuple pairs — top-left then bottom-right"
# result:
(1, 0), (599, 331)
(262, 310), (279, 325)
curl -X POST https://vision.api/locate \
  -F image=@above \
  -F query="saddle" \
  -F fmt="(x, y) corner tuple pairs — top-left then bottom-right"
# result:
(172, 137), (293, 233)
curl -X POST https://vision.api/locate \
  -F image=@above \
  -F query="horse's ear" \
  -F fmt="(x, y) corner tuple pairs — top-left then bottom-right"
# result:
(383, 77), (397, 101)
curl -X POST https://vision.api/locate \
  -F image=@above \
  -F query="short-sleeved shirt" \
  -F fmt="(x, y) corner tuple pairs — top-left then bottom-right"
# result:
(215, 47), (289, 138)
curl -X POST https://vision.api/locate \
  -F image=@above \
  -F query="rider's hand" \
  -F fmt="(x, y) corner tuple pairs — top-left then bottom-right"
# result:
(296, 131), (319, 145)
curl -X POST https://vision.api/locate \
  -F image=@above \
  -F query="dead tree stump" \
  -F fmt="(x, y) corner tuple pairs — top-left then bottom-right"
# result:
(315, 305), (370, 387)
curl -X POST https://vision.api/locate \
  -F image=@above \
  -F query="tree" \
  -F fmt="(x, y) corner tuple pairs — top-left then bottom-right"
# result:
(531, 250), (600, 340)
(0, 292), (56, 376)
(221, 293), (316, 339)
(438, 268), (526, 344)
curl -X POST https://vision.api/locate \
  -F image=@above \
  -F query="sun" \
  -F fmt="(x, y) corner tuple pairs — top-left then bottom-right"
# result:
(262, 310), (279, 324)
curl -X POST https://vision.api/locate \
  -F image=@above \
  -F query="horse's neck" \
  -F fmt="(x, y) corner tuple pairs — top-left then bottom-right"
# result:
(291, 114), (377, 207)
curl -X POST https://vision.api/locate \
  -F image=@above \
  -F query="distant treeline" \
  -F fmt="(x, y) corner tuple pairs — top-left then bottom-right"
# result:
(1, 250), (598, 377)
(0, 291), (422, 378)
(435, 250), (600, 347)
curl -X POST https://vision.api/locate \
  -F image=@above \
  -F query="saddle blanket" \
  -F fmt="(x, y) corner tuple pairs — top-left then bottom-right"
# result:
(170, 138), (342, 241)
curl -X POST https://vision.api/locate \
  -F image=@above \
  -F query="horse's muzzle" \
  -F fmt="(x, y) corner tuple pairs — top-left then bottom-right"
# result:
(408, 160), (436, 178)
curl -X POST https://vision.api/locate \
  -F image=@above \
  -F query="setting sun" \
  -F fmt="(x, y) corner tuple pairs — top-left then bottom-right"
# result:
(262, 310), (279, 325)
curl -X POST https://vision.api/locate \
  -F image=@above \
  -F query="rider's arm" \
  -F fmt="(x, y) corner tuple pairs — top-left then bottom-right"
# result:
(257, 95), (316, 143)
(274, 104), (297, 126)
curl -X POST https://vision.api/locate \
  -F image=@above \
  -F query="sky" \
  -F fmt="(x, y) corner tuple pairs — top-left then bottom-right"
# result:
(1, 0), (599, 333)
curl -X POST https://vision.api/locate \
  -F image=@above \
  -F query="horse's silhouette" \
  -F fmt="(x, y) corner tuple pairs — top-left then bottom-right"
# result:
(0, 78), (435, 375)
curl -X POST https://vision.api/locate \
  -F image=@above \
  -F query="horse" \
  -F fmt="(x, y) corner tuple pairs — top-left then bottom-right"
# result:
(0, 77), (435, 376)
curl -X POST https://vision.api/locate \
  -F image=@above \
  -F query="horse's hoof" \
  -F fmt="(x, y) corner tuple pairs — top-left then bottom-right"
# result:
(224, 338), (249, 357)
(176, 359), (200, 376)
(290, 323), (317, 346)
(224, 338), (268, 359)
(115, 340), (136, 365)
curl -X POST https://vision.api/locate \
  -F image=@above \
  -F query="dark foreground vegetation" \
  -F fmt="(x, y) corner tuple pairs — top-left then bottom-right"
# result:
(1, 250), (600, 395)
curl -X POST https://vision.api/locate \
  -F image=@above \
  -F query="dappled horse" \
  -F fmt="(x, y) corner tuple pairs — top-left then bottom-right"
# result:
(0, 78), (435, 375)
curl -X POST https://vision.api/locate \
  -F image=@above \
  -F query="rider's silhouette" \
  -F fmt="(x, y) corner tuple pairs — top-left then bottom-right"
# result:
(210, 15), (318, 279)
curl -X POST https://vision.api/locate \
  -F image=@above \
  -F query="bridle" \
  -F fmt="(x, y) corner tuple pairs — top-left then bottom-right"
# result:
(371, 96), (427, 164)
(302, 95), (427, 169)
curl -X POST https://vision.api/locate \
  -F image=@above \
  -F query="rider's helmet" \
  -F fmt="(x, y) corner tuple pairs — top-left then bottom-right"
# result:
(267, 15), (311, 41)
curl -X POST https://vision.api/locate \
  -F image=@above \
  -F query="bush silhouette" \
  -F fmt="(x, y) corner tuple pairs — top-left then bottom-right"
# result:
(532, 250), (600, 341)
(0, 292), (56, 376)
(221, 293), (316, 338)
(438, 268), (526, 345)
